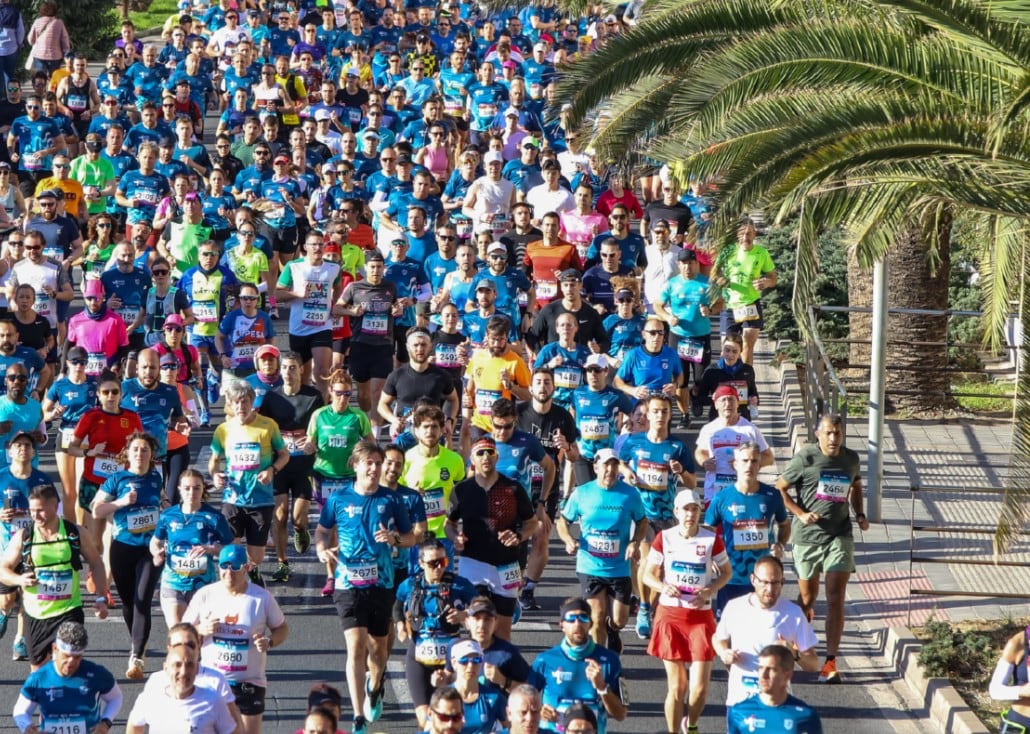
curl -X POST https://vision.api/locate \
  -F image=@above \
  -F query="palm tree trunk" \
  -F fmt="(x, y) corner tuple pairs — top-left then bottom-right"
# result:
(848, 255), (872, 368)
(884, 217), (956, 414)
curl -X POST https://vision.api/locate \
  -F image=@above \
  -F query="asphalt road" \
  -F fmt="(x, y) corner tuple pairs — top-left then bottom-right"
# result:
(0, 421), (937, 733)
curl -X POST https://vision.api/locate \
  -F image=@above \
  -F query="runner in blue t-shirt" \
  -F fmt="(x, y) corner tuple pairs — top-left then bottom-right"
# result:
(569, 355), (632, 484)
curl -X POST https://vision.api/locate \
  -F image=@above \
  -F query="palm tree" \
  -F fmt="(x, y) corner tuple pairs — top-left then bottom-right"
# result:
(548, 0), (1030, 540)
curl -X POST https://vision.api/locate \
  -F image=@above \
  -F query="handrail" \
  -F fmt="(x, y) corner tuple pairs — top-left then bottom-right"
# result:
(803, 306), (848, 441)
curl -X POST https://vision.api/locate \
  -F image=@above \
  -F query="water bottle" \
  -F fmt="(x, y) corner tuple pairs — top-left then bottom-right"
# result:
(749, 397), (760, 421)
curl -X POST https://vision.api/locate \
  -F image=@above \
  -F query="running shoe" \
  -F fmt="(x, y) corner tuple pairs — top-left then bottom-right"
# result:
(12, 635), (27, 661)
(635, 605), (652, 639)
(677, 414), (690, 430)
(680, 717), (699, 734)
(271, 562), (290, 583)
(819, 658), (841, 683)
(606, 620), (623, 656)
(518, 587), (541, 611)
(0, 611), (8, 641)
(206, 368), (220, 406)
(351, 716), (368, 734)
(321, 577), (335, 597)
(512, 601), (522, 625)
(294, 526), (311, 554)
(248, 567), (265, 588)
(362, 672), (384, 722)
(199, 408), (210, 427)
(126, 655), (145, 680)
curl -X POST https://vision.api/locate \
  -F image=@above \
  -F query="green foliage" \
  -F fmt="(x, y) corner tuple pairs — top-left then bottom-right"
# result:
(918, 619), (995, 680)
(10, 0), (119, 61)
(129, 0), (179, 34)
(758, 224), (849, 364)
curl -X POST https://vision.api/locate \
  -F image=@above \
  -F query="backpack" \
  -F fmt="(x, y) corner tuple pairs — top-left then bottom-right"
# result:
(21, 521), (83, 572)
(405, 571), (461, 636)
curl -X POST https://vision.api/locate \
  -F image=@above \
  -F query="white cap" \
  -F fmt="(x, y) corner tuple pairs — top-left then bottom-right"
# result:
(484, 150), (503, 165)
(533, 41), (547, 52)
(451, 639), (484, 660)
(585, 353), (609, 369)
(675, 488), (704, 509)
(593, 448), (618, 464)
(504, 106), (520, 117)
(314, 108), (331, 121)
(486, 241), (507, 254)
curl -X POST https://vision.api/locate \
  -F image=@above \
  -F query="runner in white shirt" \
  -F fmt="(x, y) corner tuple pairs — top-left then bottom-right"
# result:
(713, 555), (820, 705)
(694, 385), (774, 503)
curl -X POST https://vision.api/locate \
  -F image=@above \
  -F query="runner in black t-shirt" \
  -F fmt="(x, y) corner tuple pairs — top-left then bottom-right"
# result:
(641, 184), (694, 245)
(379, 326), (459, 442)
(515, 367), (580, 611)
(258, 350), (326, 583)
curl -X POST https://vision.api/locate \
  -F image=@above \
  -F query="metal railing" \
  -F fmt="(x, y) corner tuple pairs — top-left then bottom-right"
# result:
(803, 306), (848, 441)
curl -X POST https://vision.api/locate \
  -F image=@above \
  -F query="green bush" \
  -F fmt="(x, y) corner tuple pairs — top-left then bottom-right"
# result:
(918, 619), (994, 679)
(757, 223), (850, 364)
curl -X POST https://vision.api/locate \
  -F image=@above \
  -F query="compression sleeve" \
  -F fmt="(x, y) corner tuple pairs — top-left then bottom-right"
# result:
(989, 659), (1024, 701)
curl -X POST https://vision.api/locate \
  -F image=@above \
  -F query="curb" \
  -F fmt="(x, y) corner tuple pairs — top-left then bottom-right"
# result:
(772, 353), (989, 733)
(883, 626), (990, 734)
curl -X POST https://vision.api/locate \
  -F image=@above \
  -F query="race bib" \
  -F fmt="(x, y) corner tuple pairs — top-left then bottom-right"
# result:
(343, 559), (379, 587)
(536, 280), (557, 300)
(731, 519), (768, 550)
(422, 488), (445, 519)
(710, 473), (736, 496)
(60, 427), (76, 450)
(126, 506), (158, 534)
(302, 303), (329, 327)
(117, 305), (140, 328)
(815, 471), (851, 503)
(676, 337), (705, 363)
(67, 94), (88, 111)
(36, 568), (73, 601)
(497, 561), (521, 592)
(8, 514), (31, 532)
(584, 530), (620, 558)
(229, 441), (261, 472)
(668, 560), (706, 594)
(553, 366), (581, 389)
(171, 553), (208, 576)
(476, 102), (497, 119)
(93, 455), (121, 478)
(434, 344), (460, 368)
(194, 300), (218, 323)
(233, 343), (257, 365)
(86, 351), (107, 375)
(362, 313), (388, 336)
(282, 429), (306, 457)
(475, 389), (501, 415)
(726, 380), (748, 403)
(579, 418), (609, 442)
(732, 303), (759, 323)
(41, 718), (86, 734)
(453, 217), (472, 238)
(414, 636), (451, 666)
(213, 636), (249, 672)
(636, 459), (668, 492)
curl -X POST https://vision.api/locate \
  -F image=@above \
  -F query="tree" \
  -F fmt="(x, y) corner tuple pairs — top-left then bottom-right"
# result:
(548, 0), (1030, 542)
(12, 0), (119, 61)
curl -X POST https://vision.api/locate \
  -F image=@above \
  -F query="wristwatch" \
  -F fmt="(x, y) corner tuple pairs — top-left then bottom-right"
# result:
(100, 718), (114, 728)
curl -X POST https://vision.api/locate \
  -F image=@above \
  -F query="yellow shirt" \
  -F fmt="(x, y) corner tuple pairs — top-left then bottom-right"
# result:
(465, 347), (531, 431)
(34, 177), (86, 220)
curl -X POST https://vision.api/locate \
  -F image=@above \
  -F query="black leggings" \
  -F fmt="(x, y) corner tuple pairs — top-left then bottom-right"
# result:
(110, 539), (160, 658)
(404, 643), (444, 707)
(164, 443), (192, 505)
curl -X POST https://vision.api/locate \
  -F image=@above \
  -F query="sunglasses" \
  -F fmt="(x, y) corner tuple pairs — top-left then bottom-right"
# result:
(474, 448), (496, 457)
(239, 295), (258, 301)
(53, 163), (69, 169)
(644, 329), (664, 335)
(432, 711), (463, 723)
(331, 389), (352, 397)
(219, 561), (246, 570)
(164, 325), (183, 332)
(5, 374), (27, 382)
(424, 557), (447, 569)
(563, 612), (591, 624)
(99, 388), (120, 395)
(199, 252), (219, 257)
(67, 359), (87, 366)
(97, 222), (112, 228)
(160, 363), (178, 369)
(438, 235), (455, 241)
(600, 253), (618, 258)
(492, 422), (515, 430)
(152, 269), (169, 276)
(457, 655), (483, 665)
(84, 295), (103, 301)
(24, 245), (41, 251)
(238, 230), (255, 236)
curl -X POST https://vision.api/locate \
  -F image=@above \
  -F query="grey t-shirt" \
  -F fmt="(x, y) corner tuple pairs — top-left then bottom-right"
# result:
(780, 444), (861, 545)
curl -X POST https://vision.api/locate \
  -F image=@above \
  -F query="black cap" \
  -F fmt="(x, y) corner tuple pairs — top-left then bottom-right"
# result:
(467, 597), (497, 616)
(7, 430), (36, 447)
(416, 32), (430, 42)
(677, 248), (697, 262)
(652, 218), (670, 231)
(365, 250), (385, 263)
(395, 153), (412, 164)
(558, 268), (582, 282)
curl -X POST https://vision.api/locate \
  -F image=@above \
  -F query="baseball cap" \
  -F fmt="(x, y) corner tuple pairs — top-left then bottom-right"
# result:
(483, 150), (503, 165)
(677, 248), (697, 263)
(585, 353), (609, 370)
(254, 344), (281, 362)
(218, 544), (249, 568)
(83, 279), (105, 299)
(159, 352), (178, 367)
(365, 249), (385, 263)
(593, 448), (618, 464)
(164, 313), (185, 328)
(476, 278), (497, 291)
(486, 242), (507, 255)
(558, 268), (582, 282)
(522, 137), (540, 149)
(346, 67), (361, 77)
(467, 597), (497, 617)
(614, 288), (634, 300)
(7, 430), (36, 447)
(604, 13), (618, 22)
(503, 107), (519, 118)
(501, 59), (517, 70)
(396, 153), (412, 164)
(308, 686), (343, 710)
(675, 488), (704, 509)
(533, 42), (547, 52)
(273, 154), (290, 164)
(37, 188), (59, 200)
(652, 218), (670, 231)
(361, 130), (380, 140)
(314, 108), (332, 121)
(450, 639), (483, 660)
(67, 345), (88, 361)
(324, 241), (341, 255)
(712, 384), (738, 401)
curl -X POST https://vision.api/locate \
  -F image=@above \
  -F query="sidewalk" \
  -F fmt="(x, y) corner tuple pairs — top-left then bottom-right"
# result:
(750, 337), (1016, 732)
